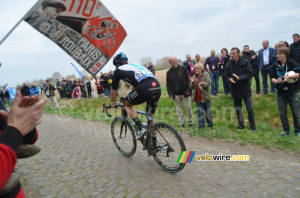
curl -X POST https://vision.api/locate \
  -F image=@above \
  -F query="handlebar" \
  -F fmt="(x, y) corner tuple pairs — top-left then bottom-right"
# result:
(103, 103), (123, 117)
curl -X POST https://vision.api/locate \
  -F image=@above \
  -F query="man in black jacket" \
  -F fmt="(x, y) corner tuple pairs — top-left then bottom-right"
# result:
(147, 61), (156, 76)
(242, 45), (261, 94)
(101, 72), (112, 97)
(290, 33), (300, 64)
(166, 56), (195, 127)
(290, 33), (300, 90)
(20, 82), (31, 97)
(225, 47), (256, 131)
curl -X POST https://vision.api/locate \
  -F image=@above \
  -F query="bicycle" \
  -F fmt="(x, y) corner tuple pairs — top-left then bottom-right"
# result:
(103, 100), (186, 173)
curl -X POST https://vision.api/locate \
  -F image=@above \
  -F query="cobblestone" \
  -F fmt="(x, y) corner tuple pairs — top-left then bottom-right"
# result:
(16, 114), (300, 197)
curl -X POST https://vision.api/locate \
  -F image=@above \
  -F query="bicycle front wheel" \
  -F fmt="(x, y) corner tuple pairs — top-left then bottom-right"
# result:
(111, 117), (137, 157)
(150, 123), (186, 173)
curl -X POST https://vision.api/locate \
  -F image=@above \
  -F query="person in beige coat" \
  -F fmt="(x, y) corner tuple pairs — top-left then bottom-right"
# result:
(91, 76), (97, 98)
(190, 63), (213, 129)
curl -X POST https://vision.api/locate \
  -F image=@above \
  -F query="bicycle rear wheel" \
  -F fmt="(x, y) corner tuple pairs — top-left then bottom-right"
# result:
(150, 123), (186, 173)
(111, 117), (137, 157)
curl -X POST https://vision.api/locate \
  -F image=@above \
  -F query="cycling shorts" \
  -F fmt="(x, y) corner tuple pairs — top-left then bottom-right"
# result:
(125, 78), (161, 114)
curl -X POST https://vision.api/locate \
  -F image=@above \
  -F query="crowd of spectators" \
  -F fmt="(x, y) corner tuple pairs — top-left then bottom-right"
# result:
(166, 33), (300, 137)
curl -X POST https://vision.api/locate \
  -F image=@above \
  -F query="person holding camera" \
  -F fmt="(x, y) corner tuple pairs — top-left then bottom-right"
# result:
(44, 80), (59, 111)
(270, 47), (300, 136)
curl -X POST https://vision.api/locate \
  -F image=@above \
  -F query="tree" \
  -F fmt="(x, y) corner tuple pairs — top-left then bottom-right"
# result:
(51, 72), (62, 80)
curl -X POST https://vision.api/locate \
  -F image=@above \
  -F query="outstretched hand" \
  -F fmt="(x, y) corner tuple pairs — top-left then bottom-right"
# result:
(5, 91), (48, 136)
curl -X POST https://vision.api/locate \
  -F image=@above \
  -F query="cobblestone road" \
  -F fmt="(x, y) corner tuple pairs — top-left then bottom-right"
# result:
(16, 114), (300, 198)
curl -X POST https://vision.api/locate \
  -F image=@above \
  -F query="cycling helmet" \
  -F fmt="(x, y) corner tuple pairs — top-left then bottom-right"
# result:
(113, 52), (128, 66)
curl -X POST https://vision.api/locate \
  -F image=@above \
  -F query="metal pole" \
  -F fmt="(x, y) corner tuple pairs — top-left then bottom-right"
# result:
(0, 0), (41, 45)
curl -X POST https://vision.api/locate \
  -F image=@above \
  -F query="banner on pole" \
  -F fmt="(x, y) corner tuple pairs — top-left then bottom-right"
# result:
(24, 0), (127, 75)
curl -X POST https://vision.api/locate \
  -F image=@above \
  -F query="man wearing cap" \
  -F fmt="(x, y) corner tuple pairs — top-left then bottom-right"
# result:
(25, 0), (66, 30)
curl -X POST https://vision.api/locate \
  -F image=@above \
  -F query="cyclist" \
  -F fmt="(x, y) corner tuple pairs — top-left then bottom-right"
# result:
(110, 52), (161, 139)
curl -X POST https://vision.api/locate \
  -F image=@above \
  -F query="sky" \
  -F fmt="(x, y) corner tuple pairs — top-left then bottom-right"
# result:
(0, 0), (300, 87)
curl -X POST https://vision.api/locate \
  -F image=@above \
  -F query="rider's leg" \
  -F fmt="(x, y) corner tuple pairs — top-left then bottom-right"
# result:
(124, 100), (143, 131)
(124, 100), (137, 119)
(151, 114), (158, 137)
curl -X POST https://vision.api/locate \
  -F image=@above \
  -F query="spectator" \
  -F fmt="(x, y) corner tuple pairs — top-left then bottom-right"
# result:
(71, 78), (77, 90)
(20, 83), (30, 97)
(73, 86), (81, 99)
(101, 73), (111, 97)
(147, 61), (156, 76)
(108, 70), (114, 93)
(190, 63), (213, 129)
(66, 79), (73, 98)
(183, 54), (196, 76)
(273, 41), (281, 62)
(219, 48), (231, 95)
(0, 97), (6, 112)
(204, 49), (220, 96)
(195, 54), (204, 64)
(242, 45), (261, 94)
(284, 41), (290, 48)
(258, 40), (276, 94)
(56, 79), (62, 98)
(91, 76), (97, 98)
(270, 47), (300, 136)
(290, 33), (300, 91)
(30, 83), (39, 96)
(290, 33), (300, 64)
(272, 41), (287, 63)
(0, 92), (47, 197)
(76, 78), (83, 97)
(225, 47), (256, 132)
(40, 82), (44, 95)
(0, 90), (4, 105)
(87, 77), (92, 98)
(44, 80), (59, 110)
(81, 77), (88, 98)
(96, 76), (104, 97)
(166, 56), (195, 127)
(61, 82), (67, 98)
(4, 89), (11, 106)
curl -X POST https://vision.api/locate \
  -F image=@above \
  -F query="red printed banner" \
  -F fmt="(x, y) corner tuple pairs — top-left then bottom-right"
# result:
(25, 0), (127, 75)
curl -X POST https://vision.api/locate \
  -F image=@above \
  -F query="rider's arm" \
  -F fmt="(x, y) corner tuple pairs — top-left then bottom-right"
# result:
(111, 89), (118, 108)
(131, 86), (135, 91)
